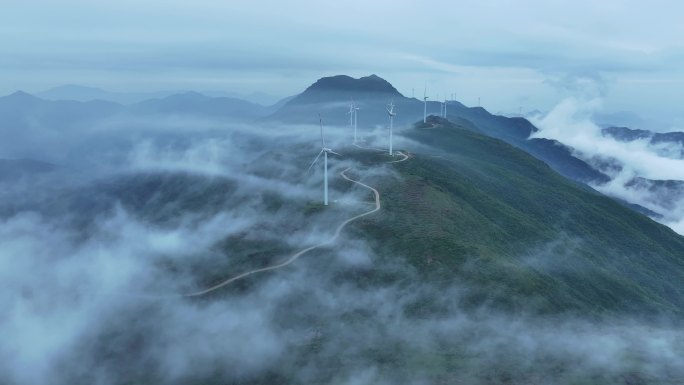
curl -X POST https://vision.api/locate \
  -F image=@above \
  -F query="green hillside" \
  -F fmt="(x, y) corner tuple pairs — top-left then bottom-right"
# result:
(348, 116), (684, 317)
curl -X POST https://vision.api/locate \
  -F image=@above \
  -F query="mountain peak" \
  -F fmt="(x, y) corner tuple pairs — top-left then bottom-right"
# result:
(305, 74), (401, 96)
(8, 90), (38, 99)
(2, 91), (42, 104)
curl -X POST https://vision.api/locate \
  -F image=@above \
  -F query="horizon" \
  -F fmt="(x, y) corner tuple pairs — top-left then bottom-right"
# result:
(3, 1), (684, 130)
(4, 74), (683, 134)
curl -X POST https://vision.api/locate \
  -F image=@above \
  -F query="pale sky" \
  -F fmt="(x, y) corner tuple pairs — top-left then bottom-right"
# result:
(3, 0), (684, 126)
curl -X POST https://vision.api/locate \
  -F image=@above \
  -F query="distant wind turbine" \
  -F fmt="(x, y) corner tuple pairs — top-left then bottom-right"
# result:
(307, 116), (340, 206)
(443, 96), (447, 118)
(423, 87), (429, 123)
(348, 100), (359, 143)
(354, 101), (359, 143)
(387, 99), (396, 156)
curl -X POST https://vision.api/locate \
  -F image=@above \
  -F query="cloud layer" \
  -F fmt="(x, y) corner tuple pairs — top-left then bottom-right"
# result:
(1, 109), (683, 384)
(531, 97), (684, 234)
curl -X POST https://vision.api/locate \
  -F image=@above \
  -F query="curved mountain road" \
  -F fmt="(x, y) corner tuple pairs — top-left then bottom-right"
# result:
(183, 146), (408, 297)
(185, 168), (380, 297)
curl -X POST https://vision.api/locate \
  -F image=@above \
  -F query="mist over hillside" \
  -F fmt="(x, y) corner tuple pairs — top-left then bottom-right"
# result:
(531, 97), (684, 234)
(1, 74), (684, 384)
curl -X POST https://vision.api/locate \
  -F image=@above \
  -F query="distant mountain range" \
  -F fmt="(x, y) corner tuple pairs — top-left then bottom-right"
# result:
(264, 75), (608, 184)
(2, 75), (683, 223)
(129, 91), (267, 120)
(603, 126), (684, 151)
(37, 84), (285, 105)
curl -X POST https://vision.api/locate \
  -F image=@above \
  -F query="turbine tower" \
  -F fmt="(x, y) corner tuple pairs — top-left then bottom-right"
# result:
(354, 101), (359, 143)
(307, 116), (340, 206)
(386, 99), (396, 156)
(443, 96), (447, 118)
(423, 87), (429, 123)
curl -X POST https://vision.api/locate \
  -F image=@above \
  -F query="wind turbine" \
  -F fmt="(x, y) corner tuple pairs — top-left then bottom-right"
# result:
(386, 99), (396, 156)
(443, 96), (447, 118)
(353, 100), (359, 143)
(423, 87), (429, 123)
(348, 101), (354, 130)
(307, 116), (340, 206)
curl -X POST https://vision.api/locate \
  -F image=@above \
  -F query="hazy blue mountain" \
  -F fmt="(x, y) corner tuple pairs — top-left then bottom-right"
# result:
(39, 84), (285, 106)
(603, 126), (684, 145)
(129, 91), (269, 121)
(0, 90), (270, 129)
(0, 91), (123, 129)
(442, 103), (610, 183)
(265, 74), (410, 125)
(263, 94), (296, 114)
(603, 126), (653, 141)
(38, 84), (180, 104)
(202, 90), (287, 105)
(603, 126), (684, 160)
(625, 177), (684, 211)
(268, 75), (607, 184)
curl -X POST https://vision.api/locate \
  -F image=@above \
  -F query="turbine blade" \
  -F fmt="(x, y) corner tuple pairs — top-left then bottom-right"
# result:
(306, 150), (324, 172)
(328, 150), (342, 156)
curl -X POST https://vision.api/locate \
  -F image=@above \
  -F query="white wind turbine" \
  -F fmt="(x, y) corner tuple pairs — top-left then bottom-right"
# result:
(307, 116), (340, 206)
(348, 100), (360, 143)
(352, 100), (360, 143)
(423, 87), (429, 123)
(443, 96), (447, 118)
(386, 99), (396, 156)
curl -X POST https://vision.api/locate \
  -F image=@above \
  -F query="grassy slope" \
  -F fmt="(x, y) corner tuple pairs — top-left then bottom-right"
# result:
(352, 118), (684, 317)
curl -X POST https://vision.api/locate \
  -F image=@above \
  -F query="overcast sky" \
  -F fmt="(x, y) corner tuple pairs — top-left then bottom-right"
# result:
(2, 0), (684, 126)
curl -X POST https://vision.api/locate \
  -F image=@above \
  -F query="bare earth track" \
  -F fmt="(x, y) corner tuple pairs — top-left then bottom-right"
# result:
(184, 149), (407, 297)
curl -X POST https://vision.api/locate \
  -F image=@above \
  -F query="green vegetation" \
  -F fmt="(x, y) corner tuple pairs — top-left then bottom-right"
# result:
(350, 117), (684, 317)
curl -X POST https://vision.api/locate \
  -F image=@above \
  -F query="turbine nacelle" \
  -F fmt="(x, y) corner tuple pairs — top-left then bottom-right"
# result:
(386, 100), (396, 117)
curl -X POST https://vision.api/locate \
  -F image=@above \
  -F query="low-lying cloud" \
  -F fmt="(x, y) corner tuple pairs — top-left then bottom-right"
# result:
(531, 97), (684, 234)
(2, 110), (684, 384)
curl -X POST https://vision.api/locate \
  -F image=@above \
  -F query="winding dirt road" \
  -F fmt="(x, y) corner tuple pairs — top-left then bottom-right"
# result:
(184, 167), (383, 297)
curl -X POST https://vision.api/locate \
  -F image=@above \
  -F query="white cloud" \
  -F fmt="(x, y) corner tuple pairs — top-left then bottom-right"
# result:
(531, 96), (684, 233)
